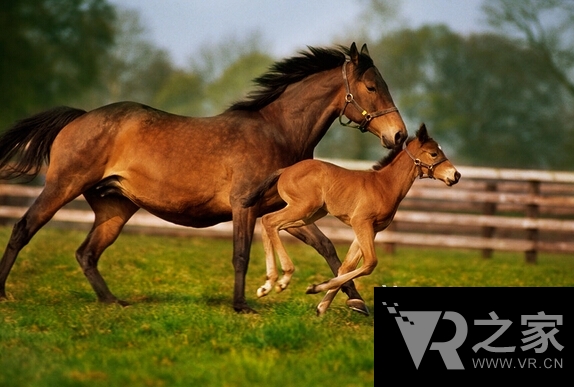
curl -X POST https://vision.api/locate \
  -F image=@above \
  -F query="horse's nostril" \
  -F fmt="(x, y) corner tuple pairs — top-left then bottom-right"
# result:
(455, 171), (461, 182)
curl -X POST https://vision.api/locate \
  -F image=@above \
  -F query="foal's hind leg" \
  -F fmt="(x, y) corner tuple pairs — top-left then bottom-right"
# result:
(256, 225), (279, 298)
(76, 192), (138, 306)
(286, 224), (369, 315)
(260, 205), (324, 294)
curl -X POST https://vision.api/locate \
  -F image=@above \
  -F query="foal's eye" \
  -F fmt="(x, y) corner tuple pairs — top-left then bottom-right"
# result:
(366, 86), (376, 92)
(430, 152), (438, 158)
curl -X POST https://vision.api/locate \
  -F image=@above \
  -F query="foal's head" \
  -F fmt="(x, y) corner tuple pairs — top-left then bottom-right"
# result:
(404, 124), (461, 186)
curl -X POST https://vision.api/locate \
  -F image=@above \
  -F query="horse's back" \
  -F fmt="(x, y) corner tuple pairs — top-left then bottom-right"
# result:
(44, 101), (289, 226)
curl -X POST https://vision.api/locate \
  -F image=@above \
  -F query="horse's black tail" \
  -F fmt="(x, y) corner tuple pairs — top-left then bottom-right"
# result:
(242, 169), (284, 208)
(0, 106), (87, 180)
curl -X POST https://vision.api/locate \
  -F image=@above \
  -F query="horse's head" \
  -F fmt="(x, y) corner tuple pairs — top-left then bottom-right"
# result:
(339, 42), (408, 149)
(405, 123), (460, 186)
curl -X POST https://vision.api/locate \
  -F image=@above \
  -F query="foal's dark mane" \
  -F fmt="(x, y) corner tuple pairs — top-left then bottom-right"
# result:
(227, 45), (374, 112)
(372, 136), (415, 171)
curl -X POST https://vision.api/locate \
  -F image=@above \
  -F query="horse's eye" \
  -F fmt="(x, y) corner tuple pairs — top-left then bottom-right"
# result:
(430, 152), (438, 157)
(366, 86), (376, 92)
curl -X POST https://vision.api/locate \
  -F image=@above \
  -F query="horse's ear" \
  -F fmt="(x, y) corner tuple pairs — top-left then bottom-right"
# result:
(416, 123), (429, 143)
(350, 42), (359, 63)
(360, 44), (370, 58)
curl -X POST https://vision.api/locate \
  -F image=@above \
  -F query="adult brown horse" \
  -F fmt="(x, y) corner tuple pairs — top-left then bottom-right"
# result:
(0, 43), (406, 314)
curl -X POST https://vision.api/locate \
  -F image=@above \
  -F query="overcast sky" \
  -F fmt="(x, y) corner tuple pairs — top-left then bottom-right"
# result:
(109, 0), (486, 67)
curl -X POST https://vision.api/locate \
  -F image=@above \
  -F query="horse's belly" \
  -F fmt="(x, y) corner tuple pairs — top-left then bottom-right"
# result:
(98, 175), (233, 227)
(136, 191), (233, 227)
(148, 209), (232, 228)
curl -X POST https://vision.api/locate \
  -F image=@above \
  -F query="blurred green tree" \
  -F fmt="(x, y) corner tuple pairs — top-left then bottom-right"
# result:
(76, 10), (175, 110)
(371, 26), (571, 169)
(0, 0), (116, 129)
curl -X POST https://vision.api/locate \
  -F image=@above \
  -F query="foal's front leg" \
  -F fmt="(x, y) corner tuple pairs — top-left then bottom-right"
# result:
(313, 238), (362, 316)
(308, 225), (378, 315)
(286, 224), (369, 315)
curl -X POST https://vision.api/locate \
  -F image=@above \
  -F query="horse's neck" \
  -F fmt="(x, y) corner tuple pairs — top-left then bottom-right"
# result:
(261, 70), (343, 156)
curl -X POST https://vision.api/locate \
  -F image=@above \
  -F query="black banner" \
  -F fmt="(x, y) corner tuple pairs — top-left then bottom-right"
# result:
(374, 287), (573, 381)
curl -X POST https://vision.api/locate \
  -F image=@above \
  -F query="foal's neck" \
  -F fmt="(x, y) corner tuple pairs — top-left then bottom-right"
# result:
(378, 143), (420, 201)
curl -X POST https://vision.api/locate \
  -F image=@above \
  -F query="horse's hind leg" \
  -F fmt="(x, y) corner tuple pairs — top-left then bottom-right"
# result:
(286, 225), (369, 315)
(76, 192), (138, 306)
(0, 188), (79, 300)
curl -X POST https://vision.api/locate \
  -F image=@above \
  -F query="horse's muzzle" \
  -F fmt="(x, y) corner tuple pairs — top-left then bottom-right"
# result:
(382, 130), (407, 149)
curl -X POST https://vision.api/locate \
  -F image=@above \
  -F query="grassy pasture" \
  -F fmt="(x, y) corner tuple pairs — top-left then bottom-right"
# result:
(0, 226), (573, 386)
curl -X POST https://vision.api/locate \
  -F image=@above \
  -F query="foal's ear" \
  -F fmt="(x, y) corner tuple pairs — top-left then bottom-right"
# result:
(360, 43), (371, 58)
(350, 42), (359, 63)
(416, 123), (429, 143)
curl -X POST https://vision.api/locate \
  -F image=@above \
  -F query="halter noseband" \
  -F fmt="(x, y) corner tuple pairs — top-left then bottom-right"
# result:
(403, 141), (448, 180)
(339, 55), (399, 133)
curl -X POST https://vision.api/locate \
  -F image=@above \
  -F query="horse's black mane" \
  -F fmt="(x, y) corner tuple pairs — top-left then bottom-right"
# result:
(227, 45), (374, 112)
(372, 137), (415, 171)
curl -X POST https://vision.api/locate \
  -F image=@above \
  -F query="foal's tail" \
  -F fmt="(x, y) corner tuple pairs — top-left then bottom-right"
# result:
(0, 106), (87, 180)
(242, 169), (284, 208)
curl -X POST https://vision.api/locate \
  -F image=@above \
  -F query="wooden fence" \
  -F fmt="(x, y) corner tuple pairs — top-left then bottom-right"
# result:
(1, 159), (574, 263)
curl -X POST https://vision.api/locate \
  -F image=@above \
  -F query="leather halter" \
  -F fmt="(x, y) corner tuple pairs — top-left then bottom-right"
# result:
(403, 141), (448, 179)
(338, 55), (399, 133)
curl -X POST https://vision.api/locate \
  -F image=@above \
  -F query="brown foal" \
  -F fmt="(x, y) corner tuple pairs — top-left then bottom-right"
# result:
(243, 124), (460, 315)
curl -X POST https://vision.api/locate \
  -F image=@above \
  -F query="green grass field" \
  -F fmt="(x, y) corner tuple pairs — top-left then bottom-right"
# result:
(0, 226), (573, 386)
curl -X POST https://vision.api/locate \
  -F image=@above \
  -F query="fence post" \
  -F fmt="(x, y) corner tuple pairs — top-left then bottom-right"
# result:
(481, 181), (497, 258)
(525, 180), (540, 263)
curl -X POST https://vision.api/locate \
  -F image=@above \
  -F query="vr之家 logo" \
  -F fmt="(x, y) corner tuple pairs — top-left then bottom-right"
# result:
(374, 287), (572, 376)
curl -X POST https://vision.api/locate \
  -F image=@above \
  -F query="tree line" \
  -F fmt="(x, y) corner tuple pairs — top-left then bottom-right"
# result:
(1, 0), (573, 170)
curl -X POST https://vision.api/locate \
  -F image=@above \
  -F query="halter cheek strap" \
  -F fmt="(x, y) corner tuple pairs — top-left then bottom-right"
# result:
(404, 142), (448, 179)
(339, 55), (398, 133)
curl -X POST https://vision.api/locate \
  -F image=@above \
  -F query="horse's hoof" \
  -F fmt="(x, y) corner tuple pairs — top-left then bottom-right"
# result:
(234, 304), (259, 314)
(98, 297), (130, 307)
(346, 299), (370, 316)
(275, 283), (287, 293)
(117, 299), (131, 307)
(306, 284), (318, 294)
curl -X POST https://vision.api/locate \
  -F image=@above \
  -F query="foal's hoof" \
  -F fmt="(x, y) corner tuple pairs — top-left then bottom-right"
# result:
(257, 287), (269, 298)
(305, 284), (318, 294)
(275, 283), (288, 293)
(346, 299), (370, 316)
(316, 302), (329, 317)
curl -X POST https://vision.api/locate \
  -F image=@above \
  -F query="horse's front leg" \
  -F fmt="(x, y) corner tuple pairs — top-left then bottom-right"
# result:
(256, 225), (278, 298)
(286, 224), (369, 315)
(231, 205), (258, 313)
